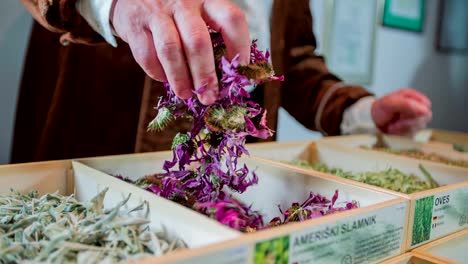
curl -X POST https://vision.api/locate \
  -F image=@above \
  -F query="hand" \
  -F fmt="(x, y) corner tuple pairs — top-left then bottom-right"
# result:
(371, 88), (432, 135)
(111, 0), (250, 105)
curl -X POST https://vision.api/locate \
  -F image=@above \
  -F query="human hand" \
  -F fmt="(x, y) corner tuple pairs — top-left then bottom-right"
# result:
(111, 0), (250, 105)
(371, 88), (432, 135)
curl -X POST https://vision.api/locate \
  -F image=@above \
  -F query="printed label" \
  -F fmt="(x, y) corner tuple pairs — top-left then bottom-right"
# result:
(411, 186), (468, 247)
(254, 202), (407, 264)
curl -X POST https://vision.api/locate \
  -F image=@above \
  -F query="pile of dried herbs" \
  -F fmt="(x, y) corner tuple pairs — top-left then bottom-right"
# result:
(120, 175), (358, 232)
(116, 31), (359, 232)
(289, 160), (439, 194)
(265, 190), (358, 230)
(366, 147), (468, 168)
(453, 144), (468, 153)
(0, 188), (185, 263)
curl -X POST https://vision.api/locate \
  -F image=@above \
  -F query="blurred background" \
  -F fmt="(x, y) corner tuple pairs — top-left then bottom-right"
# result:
(0, 0), (467, 164)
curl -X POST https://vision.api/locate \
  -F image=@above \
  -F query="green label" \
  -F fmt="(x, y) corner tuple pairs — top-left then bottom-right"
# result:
(254, 202), (407, 264)
(411, 186), (468, 247)
(254, 235), (290, 264)
(411, 195), (434, 245)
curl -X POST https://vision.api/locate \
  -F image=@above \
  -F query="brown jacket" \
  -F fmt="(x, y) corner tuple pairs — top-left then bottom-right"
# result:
(12, 0), (372, 163)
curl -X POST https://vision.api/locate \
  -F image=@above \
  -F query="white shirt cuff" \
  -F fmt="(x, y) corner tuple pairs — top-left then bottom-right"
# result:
(76, 0), (118, 47)
(340, 96), (378, 134)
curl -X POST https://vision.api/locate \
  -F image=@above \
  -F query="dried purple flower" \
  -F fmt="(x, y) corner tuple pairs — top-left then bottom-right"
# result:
(118, 31), (358, 232)
(268, 190), (359, 227)
(147, 32), (281, 206)
(196, 197), (264, 232)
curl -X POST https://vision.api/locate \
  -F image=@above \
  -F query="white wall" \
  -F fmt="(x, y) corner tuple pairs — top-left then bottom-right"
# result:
(277, 0), (468, 142)
(0, 1), (32, 164)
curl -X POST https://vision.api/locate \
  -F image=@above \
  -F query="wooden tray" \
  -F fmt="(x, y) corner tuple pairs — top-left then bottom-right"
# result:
(0, 159), (238, 260)
(246, 140), (468, 250)
(413, 229), (468, 264)
(378, 252), (442, 264)
(78, 151), (409, 264)
(322, 134), (468, 168)
(430, 129), (468, 148)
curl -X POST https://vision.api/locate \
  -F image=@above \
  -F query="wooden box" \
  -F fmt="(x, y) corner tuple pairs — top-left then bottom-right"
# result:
(378, 252), (441, 264)
(322, 134), (468, 169)
(429, 129), (468, 148)
(78, 151), (409, 264)
(246, 140), (468, 250)
(0, 160), (238, 261)
(413, 229), (468, 264)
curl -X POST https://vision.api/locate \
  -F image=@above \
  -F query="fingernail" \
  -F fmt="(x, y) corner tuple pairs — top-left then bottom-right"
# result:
(199, 85), (219, 105)
(194, 84), (208, 96)
(411, 100), (428, 115)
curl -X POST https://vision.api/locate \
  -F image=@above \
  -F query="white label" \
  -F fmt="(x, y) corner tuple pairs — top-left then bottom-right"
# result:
(254, 202), (407, 264)
(411, 186), (468, 247)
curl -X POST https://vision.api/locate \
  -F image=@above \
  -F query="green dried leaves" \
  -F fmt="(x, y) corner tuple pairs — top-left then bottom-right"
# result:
(171, 133), (190, 150)
(236, 62), (275, 83)
(148, 107), (175, 132)
(453, 144), (468, 153)
(367, 147), (468, 168)
(289, 160), (439, 194)
(204, 105), (248, 132)
(0, 189), (186, 263)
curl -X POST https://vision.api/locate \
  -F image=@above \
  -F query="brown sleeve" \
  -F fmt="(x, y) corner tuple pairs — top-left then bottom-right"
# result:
(19, 0), (105, 45)
(270, 0), (373, 136)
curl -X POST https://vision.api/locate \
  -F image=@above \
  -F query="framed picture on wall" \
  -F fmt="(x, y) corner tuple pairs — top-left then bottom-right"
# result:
(322, 0), (378, 85)
(436, 0), (468, 54)
(382, 0), (426, 32)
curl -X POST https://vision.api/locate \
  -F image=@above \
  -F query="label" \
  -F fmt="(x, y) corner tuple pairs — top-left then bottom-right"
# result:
(175, 245), (250, 264)
(254, 202), (407, 264)
(411, 186), (468, 247)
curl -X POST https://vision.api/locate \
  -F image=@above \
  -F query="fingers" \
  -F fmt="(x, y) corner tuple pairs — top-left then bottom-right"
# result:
(386, 95), (431, 119)
(202, 0), (251, 64)
(373, 91), (433, 134)
(114, 0), (251, 104)
(149, 15), (193, 100)
(127, 29), (166, 81)
(398, 88), (431, 107)
(387, 115), (432, 135)
(173, 7), (219, 105)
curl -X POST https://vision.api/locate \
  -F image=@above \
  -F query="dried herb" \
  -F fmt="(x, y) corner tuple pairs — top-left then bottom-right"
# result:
(120, 175), (358, 232)
(117, 31), (359, 232)
(364, 147), (468, 168)
(266, 190), (358, 229)
(289, 160), (439, 194)
(0, 189), (185, 263)
(139, 31), (282, 231)
(453, 144), (468, 153)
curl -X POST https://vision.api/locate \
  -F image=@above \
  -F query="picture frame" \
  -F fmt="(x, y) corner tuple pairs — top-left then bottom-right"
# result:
(322, 0), (378, 85)
(382, 0), (426, 32)
(436, 0), (468, 54)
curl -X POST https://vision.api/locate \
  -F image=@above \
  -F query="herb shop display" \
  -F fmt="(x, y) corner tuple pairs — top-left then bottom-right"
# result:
(81, 152), (407, 264)
(75, 36), (412, 261)
(289, 160), (439, 194)
(1, 27), (465, 264)
(0, 188), (185, 263)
